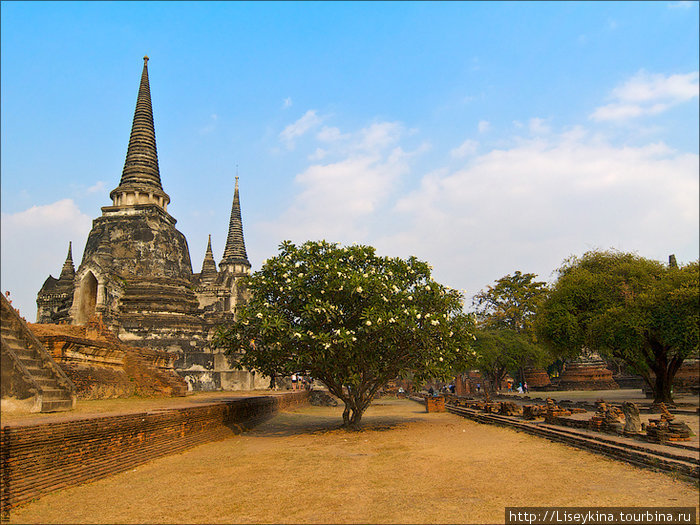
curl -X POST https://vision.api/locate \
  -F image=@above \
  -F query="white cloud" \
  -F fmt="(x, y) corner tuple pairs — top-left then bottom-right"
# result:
(357, 122), (403, 152)
(283, 97), (292, 108)
(316, 126), (348, 143)
(591, 71), (699, 122)
(529, 117), (551, 135)
(259, 106), (699, 306)
(279, 110), (323, 149)
(450, 139), (478, 159)
(260, 120), (412, 243)
(478, 120), (490, 133)
(263, 153), (408, 242)
(382, 129), (698, 300)
(86, 181), (105, 194)
(668, 1), (693, 8)
(1, 199), (92, 322)
(198, 113), (219, 135)
(308, 148), (328, 161)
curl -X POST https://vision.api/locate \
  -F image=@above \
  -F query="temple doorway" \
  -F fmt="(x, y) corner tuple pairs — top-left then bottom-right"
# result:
(75, 272), (98, 324)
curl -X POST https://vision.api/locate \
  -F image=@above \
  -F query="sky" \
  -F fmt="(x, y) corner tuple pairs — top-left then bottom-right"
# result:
(1, 1), (698, 322)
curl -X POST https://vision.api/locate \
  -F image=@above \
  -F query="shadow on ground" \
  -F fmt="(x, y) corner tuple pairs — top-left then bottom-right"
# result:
(248, 409), (423, 437)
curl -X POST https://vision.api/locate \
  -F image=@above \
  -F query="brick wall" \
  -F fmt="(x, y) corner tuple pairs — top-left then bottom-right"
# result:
(0, 391), (309, 514)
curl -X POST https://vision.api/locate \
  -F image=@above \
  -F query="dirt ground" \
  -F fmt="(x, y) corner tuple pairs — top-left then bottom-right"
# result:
(7, 398), (699, 525)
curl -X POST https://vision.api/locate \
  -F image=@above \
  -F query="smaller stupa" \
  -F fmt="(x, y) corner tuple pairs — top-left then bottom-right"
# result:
(523, 366), (552, 390)
(558, 348), (618, 390)
(36, 242), (75, 323)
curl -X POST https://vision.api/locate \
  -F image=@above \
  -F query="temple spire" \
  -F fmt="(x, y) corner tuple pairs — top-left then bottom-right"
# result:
(220, 176), (250, 271)
(200, 234), (218, 283)
(110, 56), (170, 210)
(59, 242), (75, 281)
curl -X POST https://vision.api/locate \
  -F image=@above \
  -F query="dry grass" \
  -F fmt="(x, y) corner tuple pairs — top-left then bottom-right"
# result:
(8, 398), (699, 524)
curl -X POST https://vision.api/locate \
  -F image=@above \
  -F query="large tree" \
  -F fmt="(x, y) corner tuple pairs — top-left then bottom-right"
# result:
(469, 328), (547, 393)
(216, 240), (474, 428)
(472, 271), (548, 334)
(470, 272), (550, 384)
(536, 250), (699, 403)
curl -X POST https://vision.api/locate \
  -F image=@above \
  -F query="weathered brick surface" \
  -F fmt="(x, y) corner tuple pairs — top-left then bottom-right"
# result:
(0, 391), (308, 512)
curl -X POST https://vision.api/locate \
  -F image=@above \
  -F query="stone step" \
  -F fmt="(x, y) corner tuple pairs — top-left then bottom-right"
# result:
(35, 376), (60, 388)
(24, 366), (53, 379)
(3, 339), (29, 357)
(12, 347), (38, 360)
(2, 330), (21, 340)
(17, 357), (43, 369)
(40, 399), (73, 413)
(2, 336), (26, 350)
(41, 388), (71, 401)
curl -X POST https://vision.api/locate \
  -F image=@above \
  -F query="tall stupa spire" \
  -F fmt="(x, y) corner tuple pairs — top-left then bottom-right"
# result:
(58, 241), (75, 281)
(110, 56), (170, 210)
(200, 234), (218, 283)
(220, 176), (250, 271)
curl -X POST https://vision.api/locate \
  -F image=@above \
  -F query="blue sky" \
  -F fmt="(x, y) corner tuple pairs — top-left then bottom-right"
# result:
(2, 1), (698, 321)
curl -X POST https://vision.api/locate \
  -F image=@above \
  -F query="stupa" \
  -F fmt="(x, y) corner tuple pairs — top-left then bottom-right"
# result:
(36, 57), (264, 391)
(523, 367), (552, 390)
(557, 348), (618, 390)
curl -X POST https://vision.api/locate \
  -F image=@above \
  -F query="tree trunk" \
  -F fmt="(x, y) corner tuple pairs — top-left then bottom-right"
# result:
(342, 404), (351, 426)
(653, 371), (674, 404)
(349, 408), (363, 429)
(340, 390), (371, 430)
(341, 402), (364, 430)
(648, 339), (682, 404)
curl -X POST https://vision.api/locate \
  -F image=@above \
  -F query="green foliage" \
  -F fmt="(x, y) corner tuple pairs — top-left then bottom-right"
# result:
(215, 240), (474, 427)
(467, 271), (551, 386)
(472, 271), (548, 334)
(469, 328), (547, 390)
(536, 250), (699, 402)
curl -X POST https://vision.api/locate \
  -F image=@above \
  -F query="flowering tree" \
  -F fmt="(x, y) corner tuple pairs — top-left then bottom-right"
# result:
(216, 240), (474, 428)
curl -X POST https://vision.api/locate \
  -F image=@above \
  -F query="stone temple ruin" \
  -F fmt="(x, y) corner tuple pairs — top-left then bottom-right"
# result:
(35, 56), (266, 391)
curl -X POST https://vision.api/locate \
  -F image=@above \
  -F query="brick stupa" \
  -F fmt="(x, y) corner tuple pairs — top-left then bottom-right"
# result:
(558, 348), (618, 390)
(36, 57), (261, 391)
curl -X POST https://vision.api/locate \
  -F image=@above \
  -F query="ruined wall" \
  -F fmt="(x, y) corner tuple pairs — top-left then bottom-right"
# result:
(28, 321), (187, 399)
(0, 392), (309, 512)
(175, 351), (269, 391)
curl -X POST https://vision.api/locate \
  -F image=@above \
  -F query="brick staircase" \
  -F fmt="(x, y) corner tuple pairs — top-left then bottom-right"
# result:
(1, 293), (76, 412)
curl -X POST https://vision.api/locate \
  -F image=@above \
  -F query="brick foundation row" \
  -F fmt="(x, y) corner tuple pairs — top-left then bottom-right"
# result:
(0, 391), (309, 512)
(442, 403), (699, 480)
